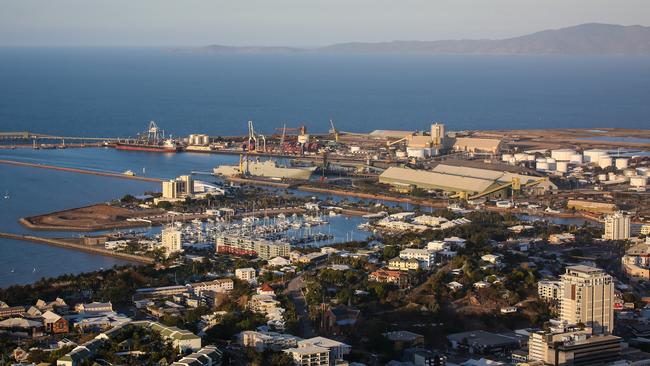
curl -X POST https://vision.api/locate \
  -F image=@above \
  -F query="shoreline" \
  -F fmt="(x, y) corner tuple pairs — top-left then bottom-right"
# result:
(0, 232), (154, 265)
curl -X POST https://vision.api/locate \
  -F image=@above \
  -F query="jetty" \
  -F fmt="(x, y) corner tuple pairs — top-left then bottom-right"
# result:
(0, 232), (154, 264)
(0, 159), (163, 183)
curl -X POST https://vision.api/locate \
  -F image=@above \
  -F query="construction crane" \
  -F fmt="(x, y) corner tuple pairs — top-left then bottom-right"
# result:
(329, 119), (339, 143)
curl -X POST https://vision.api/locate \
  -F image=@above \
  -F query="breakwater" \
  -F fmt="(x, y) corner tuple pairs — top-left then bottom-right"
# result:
(0, 159), (163, 183)
(0, 232), (154, 264)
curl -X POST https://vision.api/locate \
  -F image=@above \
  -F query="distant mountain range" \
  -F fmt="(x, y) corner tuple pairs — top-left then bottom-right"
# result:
(198, 23), (650, 55)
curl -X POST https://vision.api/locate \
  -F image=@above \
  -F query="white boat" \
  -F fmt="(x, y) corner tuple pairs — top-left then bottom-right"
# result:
(3, 191), (8, 199)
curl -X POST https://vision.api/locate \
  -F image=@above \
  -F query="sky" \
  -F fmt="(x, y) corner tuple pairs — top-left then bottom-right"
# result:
(1, 0), (649, 47)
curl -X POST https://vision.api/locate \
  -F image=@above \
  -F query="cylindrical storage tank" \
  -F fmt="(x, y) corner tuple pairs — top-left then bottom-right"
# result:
(551, 149), (576, 161)
(546, 158), (556, 171)
(536, 162), (549, 171)
(201, 135), (210, 145)
(514, 153), (528, 161)
(395, 150), (406, 158)
(502, 154), (513, 162)
(615, 158), (629, 170)
(630, 176), (648, 187)
(406, 148), (425, 158)
(598, 174), (608, 181)
(508, 157), (516, 165)
(584, 149), (608, 163)
(608, 172), (617, 181)
(569, 154), (583, 164)
(624, 169), (636, 177)
(598, 155), (612, 169)
(556, 161), (569, 173)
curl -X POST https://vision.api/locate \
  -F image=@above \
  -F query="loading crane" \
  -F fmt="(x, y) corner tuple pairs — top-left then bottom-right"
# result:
(329, 119), (339, 142)
(247, 120), (266, 152)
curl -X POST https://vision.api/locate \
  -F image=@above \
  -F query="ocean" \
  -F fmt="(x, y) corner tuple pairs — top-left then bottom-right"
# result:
(1, 48), (649, 287)
(0, 48), (649, 137)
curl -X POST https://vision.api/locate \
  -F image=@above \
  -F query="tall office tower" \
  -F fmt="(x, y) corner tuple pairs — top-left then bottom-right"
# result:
(603, 212), (631, 240)
(560, 265), (614, 334)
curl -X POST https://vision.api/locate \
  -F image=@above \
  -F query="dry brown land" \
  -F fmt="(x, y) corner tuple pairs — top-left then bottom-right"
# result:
(21, 204), (166, 231)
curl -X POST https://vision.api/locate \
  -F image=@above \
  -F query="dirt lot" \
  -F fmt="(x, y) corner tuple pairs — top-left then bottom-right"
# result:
(21, 204), (165, 231)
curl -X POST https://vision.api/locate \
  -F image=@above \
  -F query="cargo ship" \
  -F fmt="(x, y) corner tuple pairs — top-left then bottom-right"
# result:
(214, 157), (316, 180)
(115, 121), (181, 153)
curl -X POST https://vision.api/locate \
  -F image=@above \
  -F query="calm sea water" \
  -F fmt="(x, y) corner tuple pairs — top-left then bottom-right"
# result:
(1, 48), (649, 137)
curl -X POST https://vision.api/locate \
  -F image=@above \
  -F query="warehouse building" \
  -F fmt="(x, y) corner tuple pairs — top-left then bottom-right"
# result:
(379, 164), (555, 198)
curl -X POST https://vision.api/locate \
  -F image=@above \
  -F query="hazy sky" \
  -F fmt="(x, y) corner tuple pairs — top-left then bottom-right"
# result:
(2, 0), (649, 47)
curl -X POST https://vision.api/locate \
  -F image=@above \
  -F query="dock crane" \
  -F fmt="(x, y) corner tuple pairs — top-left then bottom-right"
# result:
(329, 119), (339, 142)
(247, 120), (266, 153)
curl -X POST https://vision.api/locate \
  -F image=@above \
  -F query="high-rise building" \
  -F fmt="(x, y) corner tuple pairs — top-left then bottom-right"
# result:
(603, 212), (630, 240)
(528, 323), (622, 366)
(161, 175), (194, 199)
(161, 227), (183, 257)
(559, 265), (614, 335)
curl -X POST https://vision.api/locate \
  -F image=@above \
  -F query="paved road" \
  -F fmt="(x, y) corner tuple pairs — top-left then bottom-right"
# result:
(286, 273), (316, 338)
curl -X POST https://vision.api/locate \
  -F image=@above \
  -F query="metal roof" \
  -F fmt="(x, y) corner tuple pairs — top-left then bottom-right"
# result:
(380, 167), (498, 193)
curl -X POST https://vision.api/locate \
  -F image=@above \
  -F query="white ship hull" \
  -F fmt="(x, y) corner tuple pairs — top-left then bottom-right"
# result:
(214, 159), (316, 180)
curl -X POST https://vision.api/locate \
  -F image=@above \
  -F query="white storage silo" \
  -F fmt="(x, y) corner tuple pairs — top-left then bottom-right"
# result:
(546, 158), (557, 171)
(569, 154), (583, 164)
(556, 161), (569, 173)
(598, 155), (613, 169)
(630, 176), (648, 187)
(508, 157), (516, 165)
(608, 172), (617, 181)
(407, 148), (426, 158)
(526, 155), (536, 162)
(502, 154), (513, 162)
(514, 153), (528, 162)
(616, 174), (628, 182)
(615, 158), (629, 170)
(584, 149), (608, 163)
(551, 149), (576, 161)
(598, 174), (608, 181)
(536, 158), (547, 171)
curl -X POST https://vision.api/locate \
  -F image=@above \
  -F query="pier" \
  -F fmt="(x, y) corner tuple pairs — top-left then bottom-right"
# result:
(0, 232), (154, 264)
(0, 159), (163, 183)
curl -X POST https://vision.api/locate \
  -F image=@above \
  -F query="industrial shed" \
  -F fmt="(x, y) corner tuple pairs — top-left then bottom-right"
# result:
(431, 164), (557, 193)
(379, 167), (503, 196)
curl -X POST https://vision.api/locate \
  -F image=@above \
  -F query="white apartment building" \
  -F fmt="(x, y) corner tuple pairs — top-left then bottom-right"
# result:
(162, 227), (183, 257)
(640, 224), (650, 236)
(284, 346), (330, 366)
(399, 248), (435, 269)
(190, 279), (233, 294)
(412, 215), (449, 227)
(537, 280), (561, 302)
(235, 268), (257, 283)
(427, 240), (448, 252)
(297, 337), (351, 362)
(162, 175), (194, 199)
(560, 265), (614, 335)
(603, 212), (631, 240)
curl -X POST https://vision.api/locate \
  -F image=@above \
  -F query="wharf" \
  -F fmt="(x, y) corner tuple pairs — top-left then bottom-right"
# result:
(0, 232), (154, 264)
(0, 159), (163, 183)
